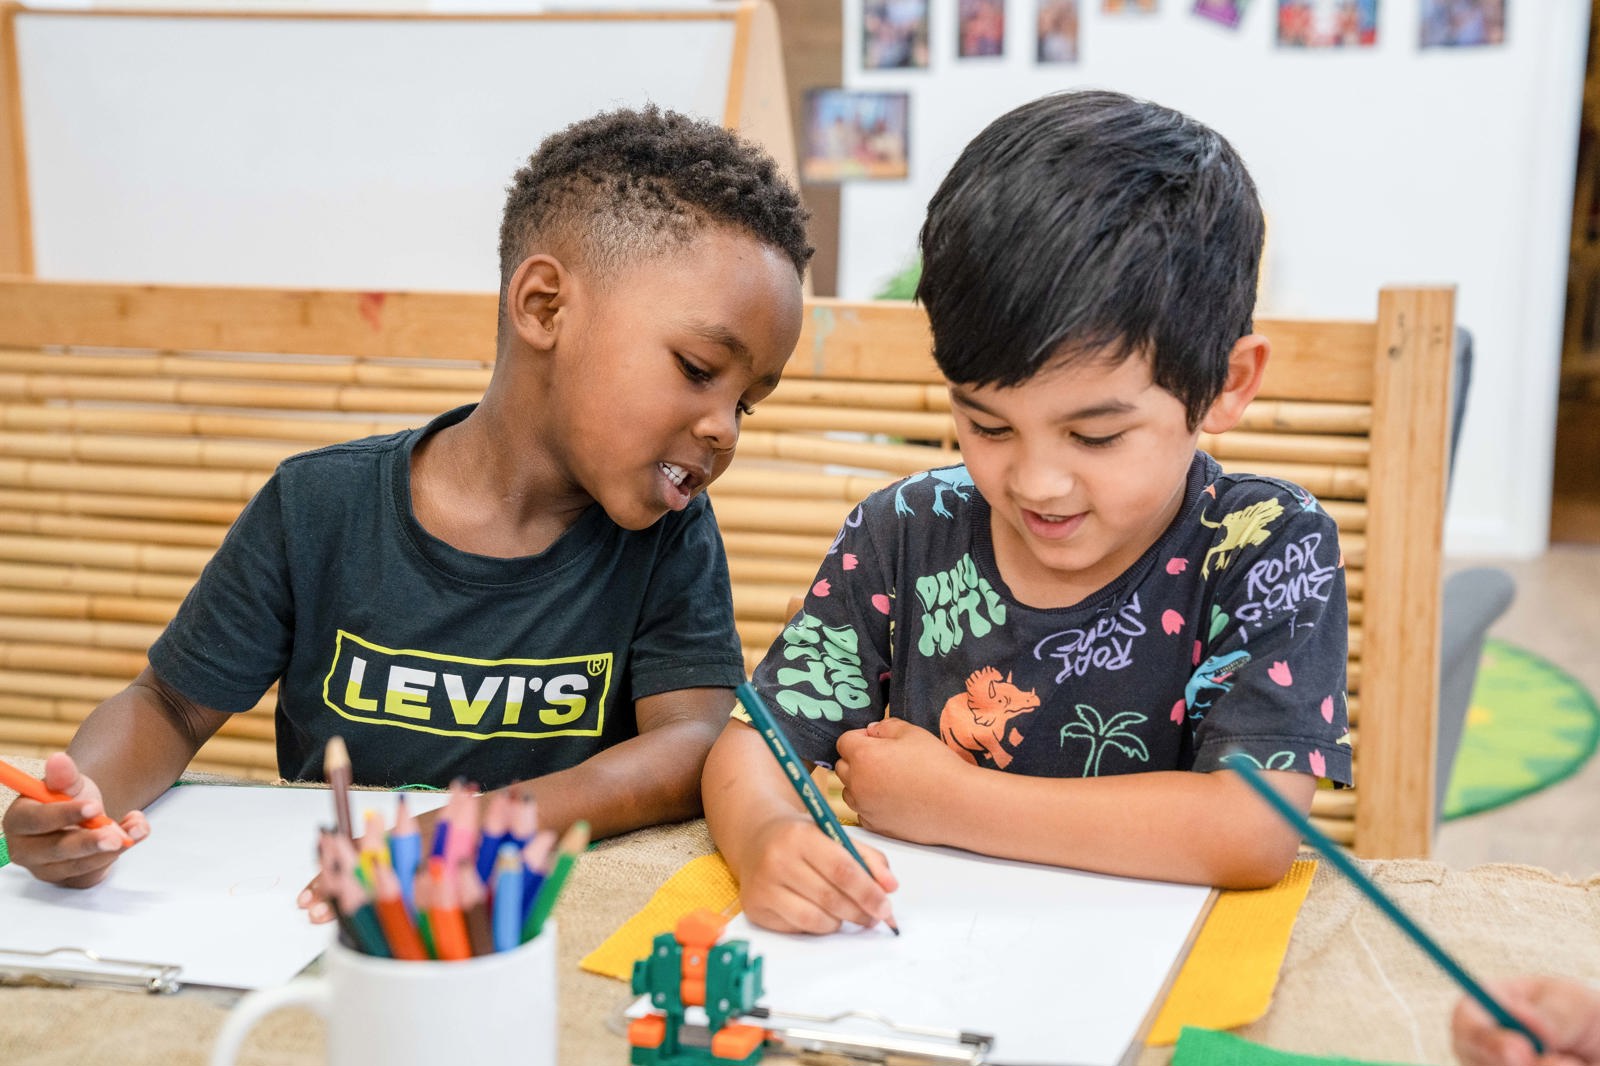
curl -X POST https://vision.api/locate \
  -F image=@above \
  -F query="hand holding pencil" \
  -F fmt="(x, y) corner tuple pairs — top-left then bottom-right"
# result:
(0, 753), (146, 888)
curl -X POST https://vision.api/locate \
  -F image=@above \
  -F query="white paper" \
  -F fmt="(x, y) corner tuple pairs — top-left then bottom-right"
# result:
(724, 831), (1212, 1066)
(0, 785), (447, 990)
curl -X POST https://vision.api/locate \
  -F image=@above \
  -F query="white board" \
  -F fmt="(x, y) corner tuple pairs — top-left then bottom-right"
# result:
(15, 11), (737, 290)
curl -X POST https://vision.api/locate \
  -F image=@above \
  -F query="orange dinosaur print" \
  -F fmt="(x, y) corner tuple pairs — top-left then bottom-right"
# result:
(939, 666), (1040, 769)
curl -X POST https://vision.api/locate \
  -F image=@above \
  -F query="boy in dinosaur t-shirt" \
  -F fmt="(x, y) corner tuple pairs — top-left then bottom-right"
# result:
(702, 89), (1351, 935)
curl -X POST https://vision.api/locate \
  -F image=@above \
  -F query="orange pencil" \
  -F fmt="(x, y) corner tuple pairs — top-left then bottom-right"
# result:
(427, 857), (472, 961)
(373, 863), (429, 961)
(0, 758), (132, 847)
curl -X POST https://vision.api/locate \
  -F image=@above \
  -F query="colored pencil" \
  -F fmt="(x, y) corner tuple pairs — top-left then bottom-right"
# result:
(427, 856), (472, 961)
(735, 681), (900, 935)
(1228, 755), (1544, 1054)
(475, 789), (511, 884)
(372, 862), (429, 961)
(458, 860), (494, 958)
(522, 820), (588, 942)
(329, 832), (391, 958)
(389, 794), (421, 914)
(491, 842), (525, 953)
(0, 758), (132, 846)
(323, 736), (354, 844)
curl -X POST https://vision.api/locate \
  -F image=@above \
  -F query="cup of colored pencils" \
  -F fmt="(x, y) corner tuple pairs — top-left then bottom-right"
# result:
(321, 744), (587, 962)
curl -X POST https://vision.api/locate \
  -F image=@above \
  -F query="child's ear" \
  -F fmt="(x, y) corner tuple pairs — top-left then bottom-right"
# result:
(506, 255), (566, 351)
(1200, 334), (1270, 434)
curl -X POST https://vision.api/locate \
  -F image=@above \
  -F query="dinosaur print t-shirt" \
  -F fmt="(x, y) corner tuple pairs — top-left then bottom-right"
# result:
(748, 454), (1353, 785)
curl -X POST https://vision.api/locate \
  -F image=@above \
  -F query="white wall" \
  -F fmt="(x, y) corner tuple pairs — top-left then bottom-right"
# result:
(836, 1), (1590, 558)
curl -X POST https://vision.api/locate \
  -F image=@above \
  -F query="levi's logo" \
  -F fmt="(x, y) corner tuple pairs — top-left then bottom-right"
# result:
(321, 630), (611, 740)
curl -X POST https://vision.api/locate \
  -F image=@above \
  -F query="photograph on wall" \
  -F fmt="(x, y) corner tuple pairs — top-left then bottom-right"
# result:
(802, 89), (911, 182)
(959, 0), (1006, 57)
(1193, 0), (1248, 28)
(1036, 0), (1080, 62)
(1420, 0), (1505, 47)
(1277, 0), (1378, 47)
(1104, 0), (1157, 12)
(864, 0), (931, 69)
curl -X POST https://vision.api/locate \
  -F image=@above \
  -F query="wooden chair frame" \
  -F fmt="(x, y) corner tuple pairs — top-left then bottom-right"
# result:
(0, 279), (1454, 856)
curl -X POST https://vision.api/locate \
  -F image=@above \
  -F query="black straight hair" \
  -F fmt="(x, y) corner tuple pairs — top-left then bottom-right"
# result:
(916, 90), (1264, 428)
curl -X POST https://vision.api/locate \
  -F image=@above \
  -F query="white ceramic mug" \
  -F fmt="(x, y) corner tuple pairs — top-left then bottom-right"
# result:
(210, 923), (557, 1066)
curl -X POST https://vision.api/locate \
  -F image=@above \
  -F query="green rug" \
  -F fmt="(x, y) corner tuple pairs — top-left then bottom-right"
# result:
(1442, 639), (1600, 820)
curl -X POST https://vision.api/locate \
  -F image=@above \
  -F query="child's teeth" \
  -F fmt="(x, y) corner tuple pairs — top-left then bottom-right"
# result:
(661, 463), (686, 487)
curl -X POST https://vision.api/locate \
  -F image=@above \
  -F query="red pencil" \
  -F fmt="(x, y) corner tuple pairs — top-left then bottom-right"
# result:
(0, 758), (132, 847)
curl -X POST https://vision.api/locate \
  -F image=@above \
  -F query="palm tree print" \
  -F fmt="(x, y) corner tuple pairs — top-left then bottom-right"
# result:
(1220, 750), (1297, 771)
(1059, 704), (1151, 776)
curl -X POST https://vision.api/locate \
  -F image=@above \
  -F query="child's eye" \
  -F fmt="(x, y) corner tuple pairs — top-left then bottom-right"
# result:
(966, 420), (1011, 439)
(677, 354), (714, 384)
(1074, 432), (1124, 449)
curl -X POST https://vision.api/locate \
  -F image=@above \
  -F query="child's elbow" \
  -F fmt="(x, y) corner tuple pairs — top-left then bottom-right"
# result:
(1208, 827), (1302, 890)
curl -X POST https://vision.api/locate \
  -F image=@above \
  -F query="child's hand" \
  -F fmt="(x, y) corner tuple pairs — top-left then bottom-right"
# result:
(0, 752), (147, 888)
(735, 814), (898, 935)
(834, 719), (966, 844)
(295, 872), (337, 924)
(1452, 977), (1600, 1066)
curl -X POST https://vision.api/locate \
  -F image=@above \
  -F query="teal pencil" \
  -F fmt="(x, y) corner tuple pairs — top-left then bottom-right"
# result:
(735, 681), (900, 935)
(521, 820), (588, 942)
(1227, 755), (1543, 1054)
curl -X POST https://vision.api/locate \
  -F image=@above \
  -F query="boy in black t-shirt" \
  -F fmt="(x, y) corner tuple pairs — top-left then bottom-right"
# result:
(704, 90), (1350, 935)
(5, 107), (811, 894)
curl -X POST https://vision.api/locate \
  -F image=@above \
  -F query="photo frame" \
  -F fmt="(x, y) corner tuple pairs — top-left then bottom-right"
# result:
(959, 0), (1006, 57)
(1420, 0), (1505, 47)
(1036, 0), (1080, 62)
(864, 0), (931, 69)
(1277, 0), (1378, 47)
(802, 89), (911, 182)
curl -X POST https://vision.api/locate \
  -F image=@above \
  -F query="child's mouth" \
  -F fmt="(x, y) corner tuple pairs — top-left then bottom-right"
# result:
(1022, 508), (1086, 540)
(659, 462), (698, 509)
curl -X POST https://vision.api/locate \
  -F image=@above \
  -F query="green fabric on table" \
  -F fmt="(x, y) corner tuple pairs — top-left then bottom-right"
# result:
(0, 833), (9, 869)
(1172, 1027), (1411, 1066)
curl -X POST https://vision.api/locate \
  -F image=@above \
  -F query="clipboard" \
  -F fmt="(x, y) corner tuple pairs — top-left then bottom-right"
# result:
(0, 784), (448, 991)
(0, 947), (182, 994)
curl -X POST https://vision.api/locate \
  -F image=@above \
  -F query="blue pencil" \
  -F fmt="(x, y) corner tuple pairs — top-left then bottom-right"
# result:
(1227, 755), (1544, 1054)
(734, 681), (899, 935)
(490, 842), (524, 953)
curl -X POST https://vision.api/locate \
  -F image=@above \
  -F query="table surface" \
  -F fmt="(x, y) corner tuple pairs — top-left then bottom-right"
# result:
(3, 764), (1599, 1066)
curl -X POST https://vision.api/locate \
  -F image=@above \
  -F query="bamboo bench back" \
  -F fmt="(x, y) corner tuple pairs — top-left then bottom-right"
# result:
(0, 279), (1453, 857)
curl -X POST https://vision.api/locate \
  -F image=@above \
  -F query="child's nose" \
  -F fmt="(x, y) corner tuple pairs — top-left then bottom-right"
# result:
(1012, 450), (1073, 506)
(696, 403), (739, 452)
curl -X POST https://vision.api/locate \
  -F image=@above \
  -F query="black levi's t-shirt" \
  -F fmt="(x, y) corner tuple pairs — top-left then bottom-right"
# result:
(750, 454), (1354, 787)
(149, 405), (745, 789)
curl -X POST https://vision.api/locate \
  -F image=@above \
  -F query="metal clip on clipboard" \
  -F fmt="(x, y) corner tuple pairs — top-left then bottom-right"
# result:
(0, 947), (182, 994)
(748, 1006), (994, 1064)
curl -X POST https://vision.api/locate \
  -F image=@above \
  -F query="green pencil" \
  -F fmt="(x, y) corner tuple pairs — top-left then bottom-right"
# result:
(1228, 754), (1543, 1054)
(521, 820), (587, 942)
(735, 681), (900, 935)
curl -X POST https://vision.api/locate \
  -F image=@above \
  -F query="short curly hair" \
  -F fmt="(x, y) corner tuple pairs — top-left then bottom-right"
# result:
(497, 106), (812, 301)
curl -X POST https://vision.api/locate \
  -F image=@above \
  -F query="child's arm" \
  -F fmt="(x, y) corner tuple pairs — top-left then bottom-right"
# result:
(1, 665), (228, 887)
(703, 718), (898, 934)
(474, 685), (728, 840)
(835, 718), (1312, 888)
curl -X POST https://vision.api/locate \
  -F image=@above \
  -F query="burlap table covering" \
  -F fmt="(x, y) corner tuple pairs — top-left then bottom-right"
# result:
(4, 761), (1598, 1066)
